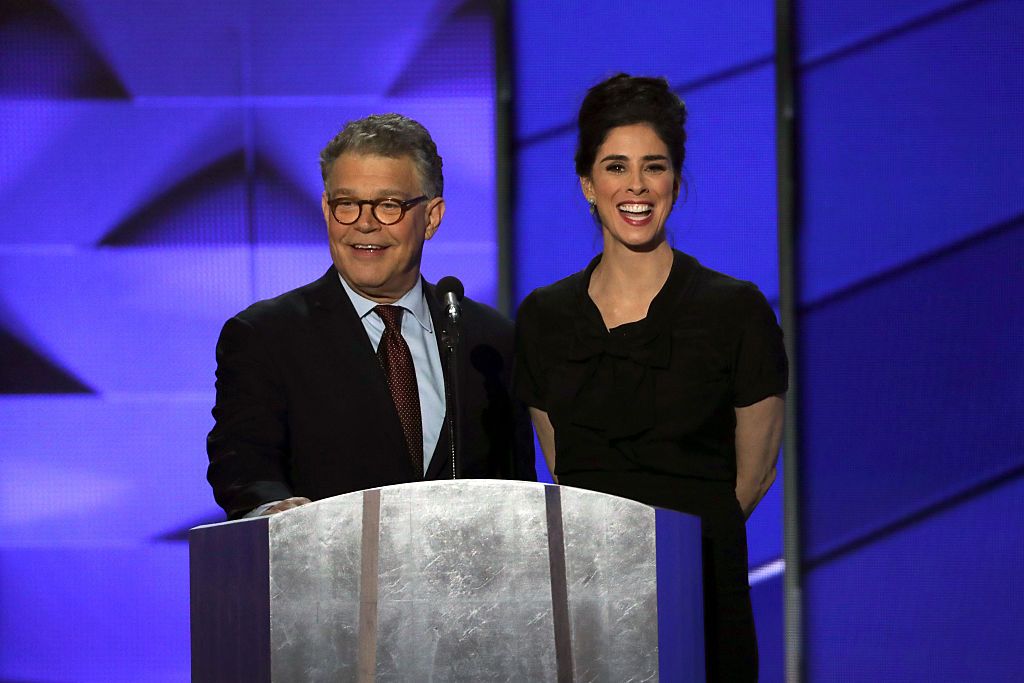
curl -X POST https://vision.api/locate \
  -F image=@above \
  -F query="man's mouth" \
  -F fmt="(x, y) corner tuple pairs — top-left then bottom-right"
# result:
(351, 244), (387, 251)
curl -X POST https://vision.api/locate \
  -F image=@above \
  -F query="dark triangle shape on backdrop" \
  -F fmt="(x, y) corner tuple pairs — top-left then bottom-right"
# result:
(253, 155), (324, 243)
(0, 0), (129, 99)
(0, 325), (94, 394)
(100, 151), (249, 246)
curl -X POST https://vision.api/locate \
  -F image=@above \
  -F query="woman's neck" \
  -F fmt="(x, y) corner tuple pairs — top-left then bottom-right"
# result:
(589, 240), (674, 329)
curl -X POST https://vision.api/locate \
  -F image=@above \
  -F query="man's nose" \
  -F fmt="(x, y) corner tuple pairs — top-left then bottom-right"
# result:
(354, 204), (379, 231)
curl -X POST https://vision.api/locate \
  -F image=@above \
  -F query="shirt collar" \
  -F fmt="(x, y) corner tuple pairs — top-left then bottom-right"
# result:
(337, 273), (434, 333)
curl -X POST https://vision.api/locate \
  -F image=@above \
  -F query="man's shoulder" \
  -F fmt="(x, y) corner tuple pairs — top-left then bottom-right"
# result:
(232, 269), (336, 328)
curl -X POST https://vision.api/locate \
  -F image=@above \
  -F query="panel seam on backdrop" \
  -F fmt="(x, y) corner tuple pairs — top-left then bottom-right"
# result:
(800, 0), (995, 71)
(515, 54), (774, 150)
(800, 211), (1024, 313)
(806, 460), (1024, 570)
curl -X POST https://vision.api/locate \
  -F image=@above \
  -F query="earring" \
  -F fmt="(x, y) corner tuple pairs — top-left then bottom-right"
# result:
(587, 197), (596, 205)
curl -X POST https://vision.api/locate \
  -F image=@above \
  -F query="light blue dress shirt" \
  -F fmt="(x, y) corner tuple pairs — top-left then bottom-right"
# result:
(339, 274), (446, 475)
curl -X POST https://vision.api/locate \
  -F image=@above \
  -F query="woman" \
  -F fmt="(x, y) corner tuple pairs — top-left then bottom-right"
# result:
(514, 74), (787, 681)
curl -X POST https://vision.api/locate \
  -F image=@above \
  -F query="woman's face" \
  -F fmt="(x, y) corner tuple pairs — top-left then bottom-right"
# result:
(580, 123), (679, 251)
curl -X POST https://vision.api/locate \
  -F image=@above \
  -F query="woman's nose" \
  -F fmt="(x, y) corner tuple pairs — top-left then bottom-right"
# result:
(627, 171), (648, 194)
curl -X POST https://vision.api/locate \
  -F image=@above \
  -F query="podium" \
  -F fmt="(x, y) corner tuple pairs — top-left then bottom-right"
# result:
(189, 480), (704, 681)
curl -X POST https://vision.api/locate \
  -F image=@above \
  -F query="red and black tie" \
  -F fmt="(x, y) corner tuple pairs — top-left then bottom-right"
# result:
(374, 305), (423, 477)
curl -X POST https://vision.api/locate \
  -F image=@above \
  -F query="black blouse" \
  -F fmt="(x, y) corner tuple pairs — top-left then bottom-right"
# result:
(514, 249), (788, 484)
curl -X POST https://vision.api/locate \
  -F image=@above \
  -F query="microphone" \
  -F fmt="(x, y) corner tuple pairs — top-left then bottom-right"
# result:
(436, 276), (465, 479)
(436, 276), (464, 325)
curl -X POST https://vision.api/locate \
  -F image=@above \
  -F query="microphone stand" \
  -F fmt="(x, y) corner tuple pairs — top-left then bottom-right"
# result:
(441, 311), (462, 480)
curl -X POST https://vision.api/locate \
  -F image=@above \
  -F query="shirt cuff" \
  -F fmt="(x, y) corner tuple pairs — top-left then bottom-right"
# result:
(243, 501), (281, 518)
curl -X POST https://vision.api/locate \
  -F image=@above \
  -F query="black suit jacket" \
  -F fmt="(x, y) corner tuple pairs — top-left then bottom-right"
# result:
(207, 267), (536, 519)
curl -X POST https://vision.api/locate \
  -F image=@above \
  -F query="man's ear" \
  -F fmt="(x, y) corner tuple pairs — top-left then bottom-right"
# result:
(321, 192), (331, 226)
(424, 197), (445, 240)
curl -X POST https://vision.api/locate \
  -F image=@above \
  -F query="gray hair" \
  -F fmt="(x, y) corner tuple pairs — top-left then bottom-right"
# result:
(319, 113), (444, 198)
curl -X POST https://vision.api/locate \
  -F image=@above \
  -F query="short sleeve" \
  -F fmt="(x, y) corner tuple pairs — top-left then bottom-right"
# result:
(513, 292), (549, 410)
(732, 285), (789, 407)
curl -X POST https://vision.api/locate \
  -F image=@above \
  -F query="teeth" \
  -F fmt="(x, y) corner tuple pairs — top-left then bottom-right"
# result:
(353, 244), (383, 250)
(618, 203), (652, 214)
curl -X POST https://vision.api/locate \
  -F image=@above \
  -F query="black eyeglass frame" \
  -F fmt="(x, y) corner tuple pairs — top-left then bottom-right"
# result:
(326, 195), (429, 225)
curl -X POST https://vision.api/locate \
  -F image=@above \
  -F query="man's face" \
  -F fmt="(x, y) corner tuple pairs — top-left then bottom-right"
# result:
(321, 153), (444, 303)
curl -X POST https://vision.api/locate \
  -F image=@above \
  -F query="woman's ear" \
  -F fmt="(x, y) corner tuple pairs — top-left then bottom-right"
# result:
(580, 176), (595, 204)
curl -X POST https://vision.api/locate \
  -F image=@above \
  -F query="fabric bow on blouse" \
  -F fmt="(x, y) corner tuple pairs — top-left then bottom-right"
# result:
(564, 315), (672, 440)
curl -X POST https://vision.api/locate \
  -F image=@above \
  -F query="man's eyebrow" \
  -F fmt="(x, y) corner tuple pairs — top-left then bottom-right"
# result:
(329, 188), (413, 198)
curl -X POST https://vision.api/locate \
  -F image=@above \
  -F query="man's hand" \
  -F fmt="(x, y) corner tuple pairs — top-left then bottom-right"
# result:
(259, 497), (312, 515)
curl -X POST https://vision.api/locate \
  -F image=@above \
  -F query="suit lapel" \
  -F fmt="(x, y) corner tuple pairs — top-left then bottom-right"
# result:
(305, 267), (411, 471)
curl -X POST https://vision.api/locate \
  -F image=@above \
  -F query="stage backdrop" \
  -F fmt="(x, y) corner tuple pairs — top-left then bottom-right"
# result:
(509, 3), (786, 680)
(796, 0), (1024, 679)
(0, 0), (498, 679)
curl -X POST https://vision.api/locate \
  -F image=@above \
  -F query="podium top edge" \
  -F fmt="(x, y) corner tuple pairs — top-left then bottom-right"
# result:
(190, 480), (699, 533)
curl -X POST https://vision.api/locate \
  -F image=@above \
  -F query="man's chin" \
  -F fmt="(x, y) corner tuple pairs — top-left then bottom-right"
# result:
(336, 265), (419, 304)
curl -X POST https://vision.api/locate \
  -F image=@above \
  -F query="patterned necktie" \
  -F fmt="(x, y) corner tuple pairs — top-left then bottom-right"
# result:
(374, 305), (423, 478)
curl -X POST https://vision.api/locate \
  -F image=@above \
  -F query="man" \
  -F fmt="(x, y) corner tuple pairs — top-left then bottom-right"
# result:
(207, 113), (535, 519)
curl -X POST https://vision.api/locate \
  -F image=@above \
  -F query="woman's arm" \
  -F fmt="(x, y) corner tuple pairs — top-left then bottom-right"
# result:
(734, 394), (785, 519)
(529, 407), (558, 483)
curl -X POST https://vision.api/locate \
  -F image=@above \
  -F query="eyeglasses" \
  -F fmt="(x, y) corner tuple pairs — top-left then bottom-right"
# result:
(327, 195), (428, 225)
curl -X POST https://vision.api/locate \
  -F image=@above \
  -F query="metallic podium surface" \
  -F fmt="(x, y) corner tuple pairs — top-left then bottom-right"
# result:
(190, 480), (704, 682)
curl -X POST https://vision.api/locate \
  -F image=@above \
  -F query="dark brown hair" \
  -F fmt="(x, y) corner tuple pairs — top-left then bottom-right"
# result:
(574, 73), (687, 178)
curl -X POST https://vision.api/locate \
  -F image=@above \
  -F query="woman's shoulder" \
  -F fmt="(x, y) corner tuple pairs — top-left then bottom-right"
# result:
(517, 268), (589, 320)
(681, 252), (773, 313)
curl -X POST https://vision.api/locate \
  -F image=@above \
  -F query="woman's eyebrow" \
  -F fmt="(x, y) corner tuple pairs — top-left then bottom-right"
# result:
(598, 153), (669, 163)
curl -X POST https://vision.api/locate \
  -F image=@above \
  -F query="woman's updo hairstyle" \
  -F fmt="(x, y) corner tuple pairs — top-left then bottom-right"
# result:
(574, 73), (687, 178)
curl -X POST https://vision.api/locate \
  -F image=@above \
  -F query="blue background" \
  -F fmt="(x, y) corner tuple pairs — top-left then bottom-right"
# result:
(796, 0), (1024, 679)
(1, 0), (1022, 680)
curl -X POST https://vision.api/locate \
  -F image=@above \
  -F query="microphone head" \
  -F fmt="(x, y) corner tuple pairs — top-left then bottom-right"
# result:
(436, 276), (464, 302)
